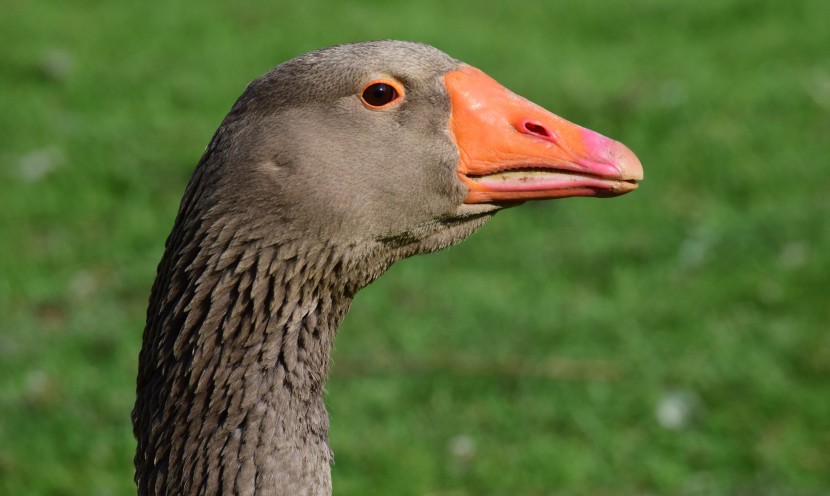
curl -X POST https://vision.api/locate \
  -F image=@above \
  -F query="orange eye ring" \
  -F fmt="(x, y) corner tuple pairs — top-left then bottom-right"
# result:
(359, 79), (405, 109)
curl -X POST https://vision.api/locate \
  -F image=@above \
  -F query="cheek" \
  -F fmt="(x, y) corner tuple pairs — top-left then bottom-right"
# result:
(424, 131), (466, 208)
(434, 153), (467, 207)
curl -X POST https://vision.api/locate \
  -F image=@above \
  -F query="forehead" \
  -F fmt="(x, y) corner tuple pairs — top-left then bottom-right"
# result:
(304, 41), (460, 75)
(262, 41), (462, 95)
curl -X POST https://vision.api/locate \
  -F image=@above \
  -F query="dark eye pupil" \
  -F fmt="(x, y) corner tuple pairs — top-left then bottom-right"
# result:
(362, 83), (397, 107)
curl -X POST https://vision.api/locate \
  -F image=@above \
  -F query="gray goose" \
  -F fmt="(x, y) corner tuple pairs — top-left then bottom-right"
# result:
(133, 40), (643, 495)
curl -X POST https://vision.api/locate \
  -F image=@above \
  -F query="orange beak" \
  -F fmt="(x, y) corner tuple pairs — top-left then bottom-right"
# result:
(445, 66), (643, 204)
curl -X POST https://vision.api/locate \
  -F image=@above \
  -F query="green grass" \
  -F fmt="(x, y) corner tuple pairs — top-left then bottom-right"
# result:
(2, 0), (829, 494)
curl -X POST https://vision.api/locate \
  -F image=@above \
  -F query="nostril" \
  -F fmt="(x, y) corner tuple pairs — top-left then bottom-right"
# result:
(519, 120), (553, 139)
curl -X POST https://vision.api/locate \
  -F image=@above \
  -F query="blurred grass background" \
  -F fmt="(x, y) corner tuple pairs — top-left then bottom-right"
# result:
(1, 0), (829, 494)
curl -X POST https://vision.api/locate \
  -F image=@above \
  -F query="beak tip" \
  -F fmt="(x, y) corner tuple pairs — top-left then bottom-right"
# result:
(611, 141), (644, 182)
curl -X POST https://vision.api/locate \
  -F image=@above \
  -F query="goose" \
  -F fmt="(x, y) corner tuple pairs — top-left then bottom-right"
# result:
(133, 40), (643, 495)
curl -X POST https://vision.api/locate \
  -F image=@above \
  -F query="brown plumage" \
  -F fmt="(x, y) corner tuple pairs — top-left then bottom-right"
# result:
(133, 40), (642, 495)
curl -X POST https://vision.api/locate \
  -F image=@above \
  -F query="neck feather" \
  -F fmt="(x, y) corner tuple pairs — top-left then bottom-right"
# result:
(133, 211), (366, 495)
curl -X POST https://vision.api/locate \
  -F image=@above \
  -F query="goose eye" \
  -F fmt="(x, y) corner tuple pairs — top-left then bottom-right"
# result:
(360, 82), (400, 108)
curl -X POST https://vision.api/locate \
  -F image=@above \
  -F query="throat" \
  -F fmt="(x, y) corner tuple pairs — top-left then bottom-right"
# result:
(134, 235), (355, 495)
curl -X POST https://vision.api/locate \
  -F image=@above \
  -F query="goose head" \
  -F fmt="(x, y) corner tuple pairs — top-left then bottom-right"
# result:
(189, 41), (642, 262)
